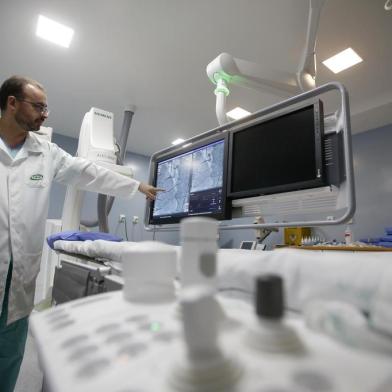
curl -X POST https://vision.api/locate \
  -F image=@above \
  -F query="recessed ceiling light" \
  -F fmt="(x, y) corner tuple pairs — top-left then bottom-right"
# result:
(172, 138), (185, 145)
(36, 15), (74, 48)
(226, 107), (251, 120)
(322, 48), (363, 74)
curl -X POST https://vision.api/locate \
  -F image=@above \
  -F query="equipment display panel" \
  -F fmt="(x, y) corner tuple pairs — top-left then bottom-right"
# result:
(228, 100), (325, 198)
(239, 241), (257, 250)
(149, 133), (230, 225)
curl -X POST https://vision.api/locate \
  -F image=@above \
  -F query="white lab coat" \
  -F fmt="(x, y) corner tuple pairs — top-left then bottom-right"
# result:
(0, 133), (140, 324)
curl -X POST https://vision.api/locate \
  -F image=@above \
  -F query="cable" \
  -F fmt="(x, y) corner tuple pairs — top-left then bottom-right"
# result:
(123, 219), (129, 241)
(131, 222), (135, 241)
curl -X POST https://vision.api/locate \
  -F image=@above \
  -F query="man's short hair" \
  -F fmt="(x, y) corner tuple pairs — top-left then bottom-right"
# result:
(0, 75), (45, 112)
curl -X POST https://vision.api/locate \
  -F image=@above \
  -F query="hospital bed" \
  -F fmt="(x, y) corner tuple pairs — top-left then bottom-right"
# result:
(51, 237), (392, 337)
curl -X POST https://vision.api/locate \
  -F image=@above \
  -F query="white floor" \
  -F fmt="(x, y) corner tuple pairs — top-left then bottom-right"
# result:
(15, 327), (43, 392)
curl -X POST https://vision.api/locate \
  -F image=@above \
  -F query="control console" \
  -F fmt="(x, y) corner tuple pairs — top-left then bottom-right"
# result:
(31, 218), (392, 391)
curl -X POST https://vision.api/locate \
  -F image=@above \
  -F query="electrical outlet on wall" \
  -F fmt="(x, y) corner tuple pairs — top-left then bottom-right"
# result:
(132, 216), (139, 224)
(119, 214), (126, 223)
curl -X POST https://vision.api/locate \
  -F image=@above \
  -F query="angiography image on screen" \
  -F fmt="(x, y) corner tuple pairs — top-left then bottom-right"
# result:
(154, 153), (193, 216)
(151, 138), (227, 224)
(191, 142), (224, 192)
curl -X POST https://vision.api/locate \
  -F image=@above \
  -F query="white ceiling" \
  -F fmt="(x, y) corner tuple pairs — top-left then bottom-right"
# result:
(0, 0), (391, 156)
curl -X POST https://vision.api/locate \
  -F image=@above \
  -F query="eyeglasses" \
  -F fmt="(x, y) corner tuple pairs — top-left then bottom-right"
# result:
(16, 98), (50, 116)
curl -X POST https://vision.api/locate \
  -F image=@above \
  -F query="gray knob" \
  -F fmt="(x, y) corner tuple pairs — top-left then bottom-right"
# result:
(256, 274), (284, 320)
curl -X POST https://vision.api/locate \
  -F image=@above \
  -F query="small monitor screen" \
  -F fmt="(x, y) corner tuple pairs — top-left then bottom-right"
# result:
(149, 134), (230, 224)
(229, 101), (325, 198)
(240, 241), (256, 250)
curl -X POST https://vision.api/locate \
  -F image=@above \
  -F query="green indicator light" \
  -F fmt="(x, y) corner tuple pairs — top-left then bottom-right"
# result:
(214, 84), (230, 96)
(150, 321), (161, 332)
(213, 71), (233, 84)
(213, 77), (230, 97)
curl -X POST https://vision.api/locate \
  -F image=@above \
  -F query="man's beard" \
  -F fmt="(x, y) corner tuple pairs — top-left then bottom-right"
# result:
(15, 112), (41, 133)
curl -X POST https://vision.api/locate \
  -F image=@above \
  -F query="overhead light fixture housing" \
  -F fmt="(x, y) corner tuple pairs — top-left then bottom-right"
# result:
(36, 15), (74, 48)
(227, 107), (251, 120)
(322, 48), (363, 74)
(172, 138), (185, 146)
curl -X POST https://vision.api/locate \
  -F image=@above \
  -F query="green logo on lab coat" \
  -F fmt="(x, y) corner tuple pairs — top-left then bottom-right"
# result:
(30, 174), (44, 181)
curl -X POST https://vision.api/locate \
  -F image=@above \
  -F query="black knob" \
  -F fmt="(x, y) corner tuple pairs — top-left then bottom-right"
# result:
(255, 274), (284, 319)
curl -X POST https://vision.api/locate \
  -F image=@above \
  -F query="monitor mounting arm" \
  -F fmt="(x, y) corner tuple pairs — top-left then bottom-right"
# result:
(206, 0), (326, 125)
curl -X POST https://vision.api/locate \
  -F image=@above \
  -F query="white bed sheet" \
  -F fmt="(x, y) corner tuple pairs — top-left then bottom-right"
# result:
(217, 248), (392, 335)
(54, 239), (180, 261)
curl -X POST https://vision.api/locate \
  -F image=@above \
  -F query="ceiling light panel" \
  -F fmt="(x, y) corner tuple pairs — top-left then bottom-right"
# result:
(36, 15), (74, 48)
(227, 107), (251, 120)
(322, 48), (363, 74)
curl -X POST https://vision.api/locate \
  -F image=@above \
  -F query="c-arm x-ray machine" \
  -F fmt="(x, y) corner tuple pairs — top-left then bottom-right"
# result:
(61, 107), (135, 232)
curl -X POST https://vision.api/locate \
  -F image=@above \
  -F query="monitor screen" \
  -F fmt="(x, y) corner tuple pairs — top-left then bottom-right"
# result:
(149, 133), (230, 225)
(228, 100), (325, 198)
(240, 241), (256, 250)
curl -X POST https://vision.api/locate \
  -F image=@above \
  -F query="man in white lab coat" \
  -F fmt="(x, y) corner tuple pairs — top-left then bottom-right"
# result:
(0, 75), (161, 391)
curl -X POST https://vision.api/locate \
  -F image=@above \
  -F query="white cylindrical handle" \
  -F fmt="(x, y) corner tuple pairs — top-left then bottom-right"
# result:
(180, 285), (222, 361)
(179, 217), (218, 289)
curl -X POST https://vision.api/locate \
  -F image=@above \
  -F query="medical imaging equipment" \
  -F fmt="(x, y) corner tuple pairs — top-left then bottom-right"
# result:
(228, 100), (325, 198)
(61, 107), (135, 232)
(149, 132), (230, 225)
(145, 0), (354, 231)
(239, 240), (257, 250)
(145, 82), (355, 231)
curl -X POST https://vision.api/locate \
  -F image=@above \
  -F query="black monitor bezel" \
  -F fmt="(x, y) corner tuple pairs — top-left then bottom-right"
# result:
(149, 132), (231, 225)
(228, 99), (325, 199)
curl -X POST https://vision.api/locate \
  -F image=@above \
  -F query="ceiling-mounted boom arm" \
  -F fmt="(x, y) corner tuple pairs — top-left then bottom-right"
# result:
(206, 0), (326, 125)
(297, 0), (326, 91)
(207, 52), (299, 96)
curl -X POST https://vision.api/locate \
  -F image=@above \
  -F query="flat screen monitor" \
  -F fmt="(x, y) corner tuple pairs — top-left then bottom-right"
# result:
(228, 100), (325, 198)
(240, 241), (257, 250)
(149, 133), (230, 225)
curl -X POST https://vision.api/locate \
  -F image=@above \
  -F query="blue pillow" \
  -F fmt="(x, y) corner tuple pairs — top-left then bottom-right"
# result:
(47, 231), (122, 249)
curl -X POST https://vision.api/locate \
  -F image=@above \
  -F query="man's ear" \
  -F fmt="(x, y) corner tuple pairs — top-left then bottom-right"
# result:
(7, 95), (18, 112)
